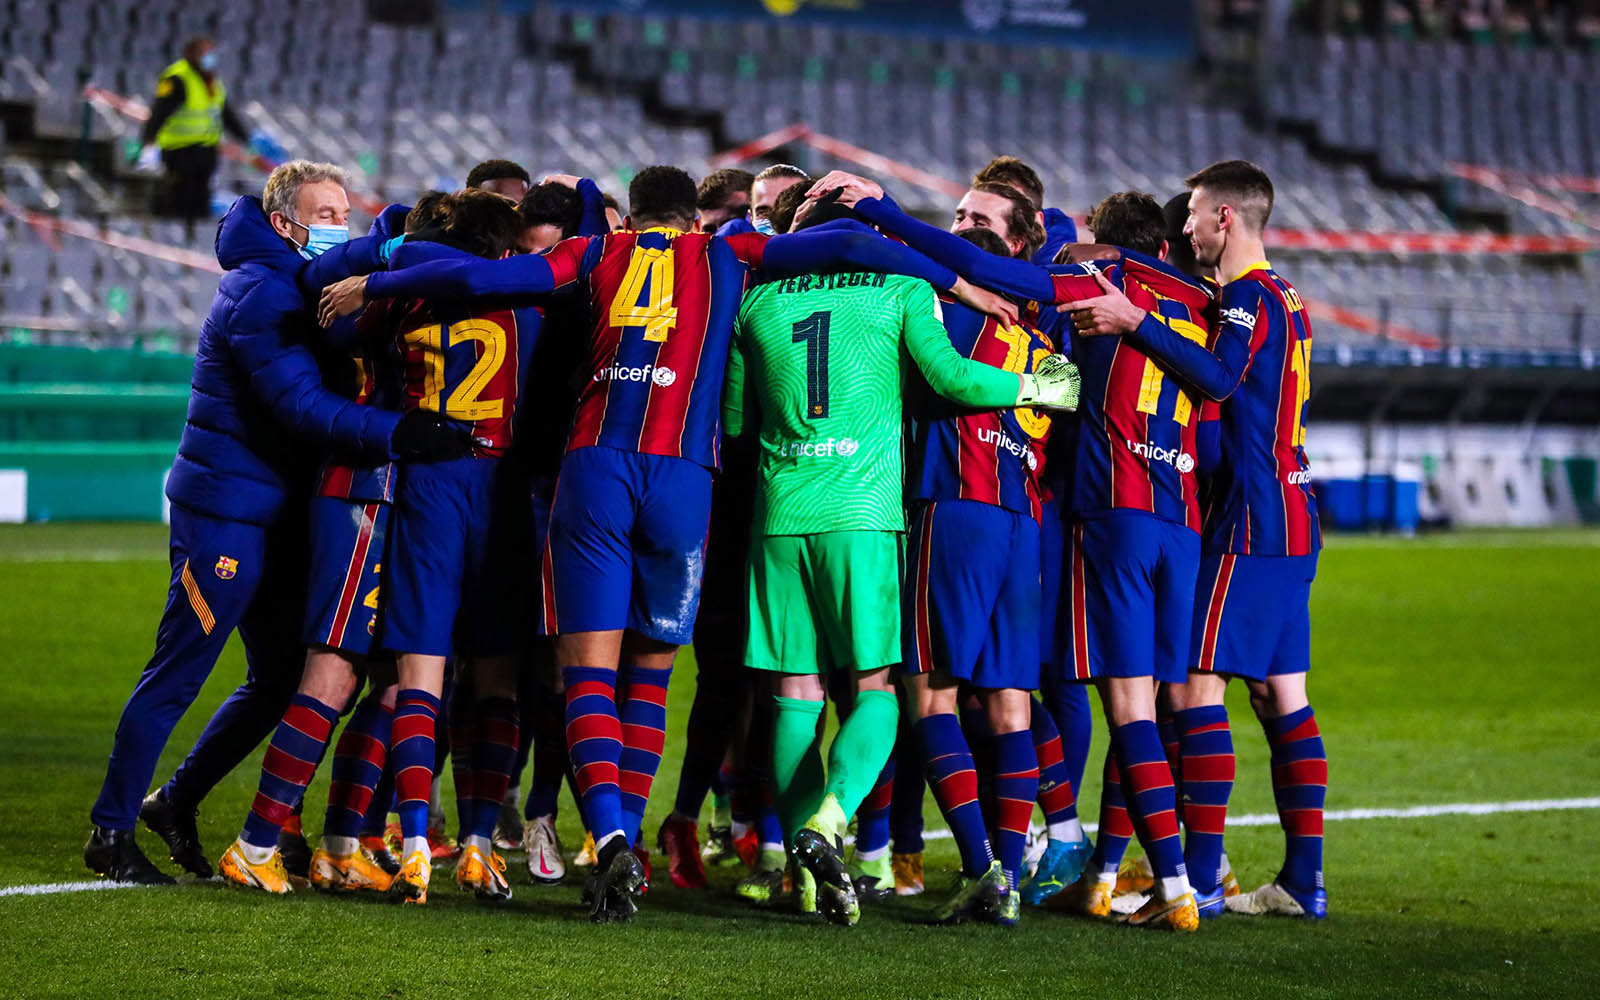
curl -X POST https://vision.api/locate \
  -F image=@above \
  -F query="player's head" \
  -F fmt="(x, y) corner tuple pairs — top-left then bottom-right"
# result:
(1162, 192), (1200, 276)
(1184, 159), (1273, 269)
(403, 190), (449, 234)
(601, 192), (623, 232)
(697, 168), (755, 231)
(262, 160), (351, 251)
(1086, 191), (1166, 259)
(973, 155), (1045, 215)
(952, 182), (1043, 260)
(953, 225), (1012, 257)
(515, 181), (584, 254)
(768, 181), (813, 235)
(466, 159), (532, 201)
(751, 164), (809, 234)
(429, 189), (523, 259)
(790, 190), (866, 232)
(627, 165), (699, 231)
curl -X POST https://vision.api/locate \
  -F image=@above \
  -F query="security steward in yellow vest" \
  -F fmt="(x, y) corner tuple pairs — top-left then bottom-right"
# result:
(138, 36), (250, 222)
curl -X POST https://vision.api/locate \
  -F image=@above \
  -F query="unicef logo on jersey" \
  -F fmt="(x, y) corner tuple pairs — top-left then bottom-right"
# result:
(837, 438), (860, 457)
(776, 437), (860, 460)
(652, 365), (677, 387)
(1126, 439), (1196, 474)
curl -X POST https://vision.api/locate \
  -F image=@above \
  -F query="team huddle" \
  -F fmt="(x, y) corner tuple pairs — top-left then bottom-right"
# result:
(81, 149), (1327, 934)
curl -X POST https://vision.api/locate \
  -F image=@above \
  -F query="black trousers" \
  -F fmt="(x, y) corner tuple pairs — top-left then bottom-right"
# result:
(155, 144), (219, 220)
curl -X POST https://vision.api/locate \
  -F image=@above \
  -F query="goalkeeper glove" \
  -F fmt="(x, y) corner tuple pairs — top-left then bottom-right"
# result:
(1017, 353), (1081, 412)
(390, 409), (475, 462)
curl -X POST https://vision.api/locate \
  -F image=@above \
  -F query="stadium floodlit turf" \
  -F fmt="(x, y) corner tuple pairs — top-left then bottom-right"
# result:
(1, 523), (1597, 999)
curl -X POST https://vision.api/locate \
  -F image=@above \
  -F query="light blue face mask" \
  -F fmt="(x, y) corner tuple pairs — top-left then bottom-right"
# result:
(198, 50), (219, 72)
(290, 220), (350, 260)
(752, 216), (776, 236)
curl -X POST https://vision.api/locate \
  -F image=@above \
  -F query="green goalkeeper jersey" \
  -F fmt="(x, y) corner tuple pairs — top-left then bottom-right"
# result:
(724, 271), (1020, 536)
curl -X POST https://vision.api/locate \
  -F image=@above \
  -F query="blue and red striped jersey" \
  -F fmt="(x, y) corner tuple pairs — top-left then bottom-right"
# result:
(906, 294), (1054, 521)
(547, 228), (769, 468)
(390, 297), (539, 460)
(315, 298), (400, 503)
(1201, 264), (1319, 555)
(1030, 255), (1215, 531)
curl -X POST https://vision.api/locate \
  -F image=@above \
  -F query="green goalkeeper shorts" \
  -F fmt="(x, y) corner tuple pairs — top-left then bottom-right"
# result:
(746, 530), (904, 674)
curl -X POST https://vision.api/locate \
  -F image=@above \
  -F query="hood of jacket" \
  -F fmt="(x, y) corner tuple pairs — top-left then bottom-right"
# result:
(216, 195), (305, 273)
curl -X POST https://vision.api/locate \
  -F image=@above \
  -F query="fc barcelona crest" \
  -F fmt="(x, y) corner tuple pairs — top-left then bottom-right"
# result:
(214, 556), (239, 580)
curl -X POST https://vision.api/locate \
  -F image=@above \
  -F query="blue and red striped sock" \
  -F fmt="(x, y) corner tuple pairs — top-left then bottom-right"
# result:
(468, 696), (519, 843)
(991, 730), (1039, 888)
(617, 664), (672, 845)
(1112, 720), (1189, 896)
(917, 712), (993, 878)
(240, 693), (339, 850)
(1267, 705), (1326, 892)
(1090, 749), (1133, 881)
(564, 666), (625, 843)
(1176, 705), (1234, 894)
(390, 688), (441, 847)
(1157, 707), (1182, 798)
(854, 754), (894, 858)
(1030, 698), (1081, 837)
(322, 688), (394, 842)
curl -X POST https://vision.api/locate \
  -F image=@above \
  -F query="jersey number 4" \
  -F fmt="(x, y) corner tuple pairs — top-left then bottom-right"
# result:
(610, 246), (679, 342)
(792, 311), (830, 418)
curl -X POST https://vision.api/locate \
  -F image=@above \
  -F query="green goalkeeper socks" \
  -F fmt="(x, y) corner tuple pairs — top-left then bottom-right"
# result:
(823, 688), (899, 819)
(772, 695), (826, 841)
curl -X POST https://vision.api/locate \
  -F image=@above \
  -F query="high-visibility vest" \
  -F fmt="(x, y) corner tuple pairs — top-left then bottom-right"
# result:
(153, 59), (225, 150)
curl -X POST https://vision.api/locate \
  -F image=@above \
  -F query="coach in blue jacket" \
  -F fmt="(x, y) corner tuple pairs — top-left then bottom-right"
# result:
(86, 161), (469, 883)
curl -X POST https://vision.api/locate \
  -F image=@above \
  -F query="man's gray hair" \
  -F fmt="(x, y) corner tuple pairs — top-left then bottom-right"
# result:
(261, 160), (349, 219)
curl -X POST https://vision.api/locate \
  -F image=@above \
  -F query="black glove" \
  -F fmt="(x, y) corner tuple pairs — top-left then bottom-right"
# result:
(390, 409), (474, 462)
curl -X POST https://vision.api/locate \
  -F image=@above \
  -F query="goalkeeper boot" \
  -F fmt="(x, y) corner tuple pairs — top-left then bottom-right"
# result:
(1051, 871), (1114, 919)
(522, 815), (565, 885)
(218, 838), (293, 894)
(1115, 854), (1154, 895)
(892, 851), (924, 896)
(735, 849), (788, 906)
(1225, 879), (1327, 919)
(847, 851), (894, 901)
(1123, 890), (1200, 932)
(792, 800), (859, 927)
(1019, 837), (1094, 906)
(790, 860), (820, 920)
(310, 844), (394, 893)
(456, 844), (512, 902)
(83, 827), (174, 885)
(139, 789), (211, 878)
(657, 815), (709, 889)
(936, 860), (1010, 926)
(390, 850), (432, 905)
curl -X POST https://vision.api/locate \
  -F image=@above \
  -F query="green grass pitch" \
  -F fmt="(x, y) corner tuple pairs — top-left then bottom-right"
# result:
(1, 523), (1597, 998)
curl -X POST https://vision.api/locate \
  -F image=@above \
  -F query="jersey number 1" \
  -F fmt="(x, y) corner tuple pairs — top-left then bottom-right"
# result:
(792, 311), (830, 418)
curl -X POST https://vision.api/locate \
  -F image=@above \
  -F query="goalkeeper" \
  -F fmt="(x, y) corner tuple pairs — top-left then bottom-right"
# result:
(722, 197), (1080, 927)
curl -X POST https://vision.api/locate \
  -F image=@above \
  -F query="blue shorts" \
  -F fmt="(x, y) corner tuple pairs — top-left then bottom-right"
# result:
(384, 457), (528, 658)
(1059, 510), (1199, 684)
(1191, 552), (1317, 680)
(540, 446), (712, 645)
(903, 500), (1041, 691)
(302, 496), (389, 655)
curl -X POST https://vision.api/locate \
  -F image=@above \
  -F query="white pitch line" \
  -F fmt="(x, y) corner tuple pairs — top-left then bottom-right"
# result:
(4, 797), (1596, 898)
